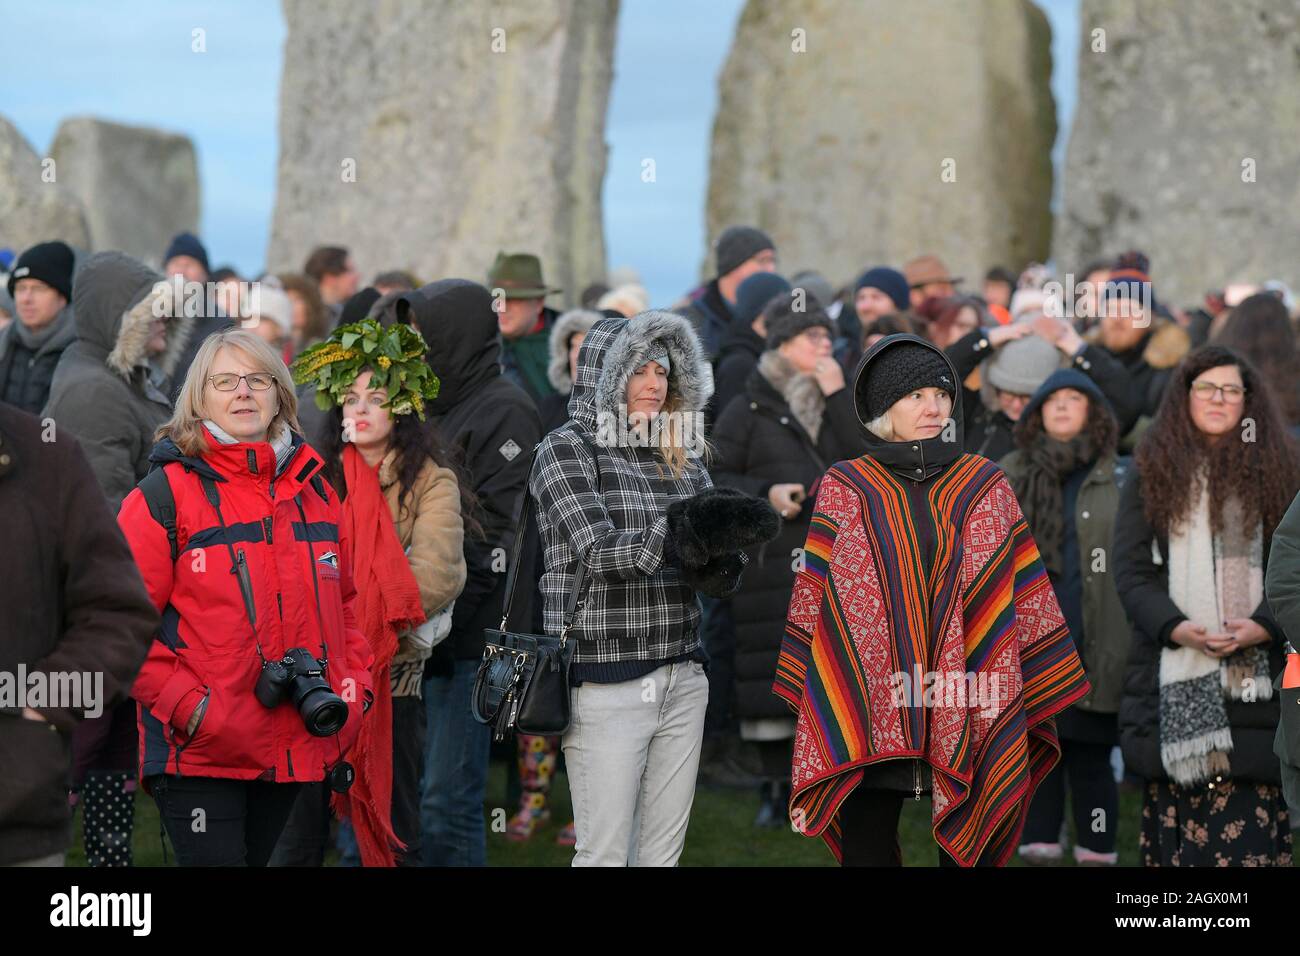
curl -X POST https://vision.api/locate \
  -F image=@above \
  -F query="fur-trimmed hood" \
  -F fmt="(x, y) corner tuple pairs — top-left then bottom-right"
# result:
(568, 310), (712, 431)
(547, 308), (605, 394)
(1085, 316), (1190, 371)
(71, 251), (192, 379)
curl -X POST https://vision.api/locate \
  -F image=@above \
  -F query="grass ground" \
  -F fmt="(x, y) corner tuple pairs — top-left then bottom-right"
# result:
(67, 760), (1145, 867)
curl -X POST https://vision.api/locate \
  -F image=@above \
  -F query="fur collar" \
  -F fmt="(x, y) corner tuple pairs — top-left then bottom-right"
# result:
(757, 350), (824, 441)
(593, 310), (711, 420)
(546, 309), (604, 394)
(106, 278), (193, 380)
(1084, 318), (1190, 371)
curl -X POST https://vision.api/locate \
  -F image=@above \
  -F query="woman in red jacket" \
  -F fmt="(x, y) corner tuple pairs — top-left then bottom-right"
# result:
(117, 327), (373, 866)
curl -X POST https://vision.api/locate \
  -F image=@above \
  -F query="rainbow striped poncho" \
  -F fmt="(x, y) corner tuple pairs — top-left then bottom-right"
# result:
(773, 453), (1089, 866)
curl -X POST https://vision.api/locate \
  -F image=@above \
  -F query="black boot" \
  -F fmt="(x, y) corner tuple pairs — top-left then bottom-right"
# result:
(754, 781), (782, 828)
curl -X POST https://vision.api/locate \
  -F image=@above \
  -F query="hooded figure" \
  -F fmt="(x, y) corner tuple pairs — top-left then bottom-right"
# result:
(43, 252), (193, 509)
(539, 307), (605, 432)
(530, 309), (777, 865)
(395, 278), (541, 868)
(773, 333), (1089, 866)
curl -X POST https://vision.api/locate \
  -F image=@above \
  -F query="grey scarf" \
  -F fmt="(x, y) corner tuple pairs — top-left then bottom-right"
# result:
(757, 350), (825, 442)
(11, 305), (75, 353)
(203, 418), (296, 472)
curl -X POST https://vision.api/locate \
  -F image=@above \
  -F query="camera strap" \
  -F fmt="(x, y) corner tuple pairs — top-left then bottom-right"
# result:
(200, 475), (269, 664)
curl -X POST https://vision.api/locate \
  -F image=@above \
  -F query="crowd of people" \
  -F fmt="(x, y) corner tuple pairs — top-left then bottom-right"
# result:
(4, 219), (1300, 868)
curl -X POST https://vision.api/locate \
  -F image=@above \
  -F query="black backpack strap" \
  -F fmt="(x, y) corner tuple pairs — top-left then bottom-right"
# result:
(138, 467), (180, 562)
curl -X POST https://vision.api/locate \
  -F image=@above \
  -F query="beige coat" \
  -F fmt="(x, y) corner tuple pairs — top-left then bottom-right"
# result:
(378, 449), (466, 660)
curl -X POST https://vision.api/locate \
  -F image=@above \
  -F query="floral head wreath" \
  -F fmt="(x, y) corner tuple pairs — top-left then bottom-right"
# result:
(291, 318), (439, 420)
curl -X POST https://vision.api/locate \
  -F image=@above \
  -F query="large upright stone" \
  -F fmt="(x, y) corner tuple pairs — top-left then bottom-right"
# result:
(269, 0), (618, 299)
(47, 117), (200, 263)
(0, 116), (90, 252)
(705, 0), (1054, 288)
(1055, 0), (1300, 306)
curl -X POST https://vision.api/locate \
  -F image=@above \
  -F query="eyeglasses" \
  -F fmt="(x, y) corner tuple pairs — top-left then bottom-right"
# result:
(1190, 381), (1245, 404)
(208, 372), (274, 391)
(799, 329), (832, 344)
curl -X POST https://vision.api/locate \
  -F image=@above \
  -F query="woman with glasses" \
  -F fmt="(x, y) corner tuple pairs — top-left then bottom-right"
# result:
(710, 294), (865, 826)
(1115, 345), (1300, 865)
(117, 327), (374, 866)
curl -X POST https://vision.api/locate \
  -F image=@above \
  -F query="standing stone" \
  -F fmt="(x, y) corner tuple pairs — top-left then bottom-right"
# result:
(0, 116), (90, 252)
(269, 0), (618, 301)
(47, 117), (200, 264)
(705, 0), (1055, 288)
(1055, 0), (1300, 306)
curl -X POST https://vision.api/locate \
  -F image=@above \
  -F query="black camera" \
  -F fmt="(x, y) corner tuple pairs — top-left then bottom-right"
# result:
(255, 647), (349, 737)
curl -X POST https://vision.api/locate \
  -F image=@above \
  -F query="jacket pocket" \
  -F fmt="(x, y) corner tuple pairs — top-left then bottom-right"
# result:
(0, 715), (72, 831)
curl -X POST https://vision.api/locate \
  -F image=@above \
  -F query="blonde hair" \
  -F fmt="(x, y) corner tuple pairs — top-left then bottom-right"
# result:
(157, 328), (301, 456)
(865, 410), (894, 441)
(654, 389), (711, 480)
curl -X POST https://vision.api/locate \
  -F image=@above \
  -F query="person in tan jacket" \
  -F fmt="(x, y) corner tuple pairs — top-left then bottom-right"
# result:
(287, 318), (468, 866)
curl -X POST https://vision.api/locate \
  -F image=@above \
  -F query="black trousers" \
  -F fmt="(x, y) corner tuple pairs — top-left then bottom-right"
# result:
(391, 695), (426, 866)
(150, 775), (303, 866)
(838, 786), (993, 867)
(1021, 739), (1118, 852)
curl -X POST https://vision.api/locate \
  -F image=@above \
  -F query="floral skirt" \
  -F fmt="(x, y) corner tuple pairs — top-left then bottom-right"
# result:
(1140, 778), (1292, 866)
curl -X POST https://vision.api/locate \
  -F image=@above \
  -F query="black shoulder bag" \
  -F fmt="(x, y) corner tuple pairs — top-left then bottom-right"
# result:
(471, 439), (596, 741)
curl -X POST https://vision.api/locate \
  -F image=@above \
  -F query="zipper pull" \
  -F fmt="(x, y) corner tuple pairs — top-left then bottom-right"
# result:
(263, 516), (273, 543)
(914, 761), (922, 801)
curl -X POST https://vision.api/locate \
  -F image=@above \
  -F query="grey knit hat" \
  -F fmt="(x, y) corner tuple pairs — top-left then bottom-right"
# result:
(982, 333), (1062, 396)
(715, 225), (775, 277)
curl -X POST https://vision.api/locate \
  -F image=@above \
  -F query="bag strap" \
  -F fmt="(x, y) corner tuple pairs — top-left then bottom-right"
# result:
(139, 466), (180, 562)
(498, 430), (601, 639)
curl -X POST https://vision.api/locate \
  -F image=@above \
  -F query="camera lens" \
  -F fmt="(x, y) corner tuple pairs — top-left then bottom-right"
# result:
(299, 688), (348, 737)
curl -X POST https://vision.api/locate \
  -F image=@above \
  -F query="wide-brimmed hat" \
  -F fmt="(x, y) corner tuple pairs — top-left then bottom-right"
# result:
(488, 251), (561, 299)
(904, 254), (963, 290)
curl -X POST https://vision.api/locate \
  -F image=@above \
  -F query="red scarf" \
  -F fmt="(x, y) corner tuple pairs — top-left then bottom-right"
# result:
(332, 443), (426, 866)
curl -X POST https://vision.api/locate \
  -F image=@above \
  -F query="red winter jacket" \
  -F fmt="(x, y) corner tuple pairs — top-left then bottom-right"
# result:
(117, 427), (373, 786)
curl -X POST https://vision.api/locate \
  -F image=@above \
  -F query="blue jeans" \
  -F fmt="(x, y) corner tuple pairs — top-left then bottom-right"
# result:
(420, 658), (490, 866)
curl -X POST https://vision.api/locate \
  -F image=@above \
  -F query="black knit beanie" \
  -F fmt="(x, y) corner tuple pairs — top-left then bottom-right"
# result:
(764, 296), (833, 351)
(7, 240), (75, 300)
(862, 342), (955, 421)
(715, 225), (774, 277)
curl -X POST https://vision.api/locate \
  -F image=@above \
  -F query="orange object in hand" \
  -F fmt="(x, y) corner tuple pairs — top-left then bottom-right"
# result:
(1282, 653), (1300, 690)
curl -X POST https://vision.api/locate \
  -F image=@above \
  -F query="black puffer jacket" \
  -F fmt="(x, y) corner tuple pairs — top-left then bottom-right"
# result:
(399, 280), (541, 662)
(1113, 466), (1284, 784)
(0, 305), (77, 414)
(711, 351), (863, 720)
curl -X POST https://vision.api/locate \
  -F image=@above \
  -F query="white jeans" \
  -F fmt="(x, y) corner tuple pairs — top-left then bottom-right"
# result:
(563, 660), (708, 866)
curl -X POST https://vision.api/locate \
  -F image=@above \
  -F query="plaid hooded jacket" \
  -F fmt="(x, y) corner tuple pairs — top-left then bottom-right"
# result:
(529, 312), (713, 664)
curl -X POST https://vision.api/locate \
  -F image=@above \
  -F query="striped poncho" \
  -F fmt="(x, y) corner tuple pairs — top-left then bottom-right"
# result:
(773, 452), (1089, 865)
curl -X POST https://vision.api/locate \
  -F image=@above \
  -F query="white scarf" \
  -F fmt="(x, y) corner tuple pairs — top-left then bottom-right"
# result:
(1161, 480), (1271, 784)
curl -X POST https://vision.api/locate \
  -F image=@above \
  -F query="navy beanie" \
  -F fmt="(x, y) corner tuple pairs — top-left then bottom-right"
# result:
(1021, 368), (1113, 425)
(734, 272), (792, 325)
(163, 231), (210, 273)
(854, 266), (910, 312)
(7, 240), (75, 300)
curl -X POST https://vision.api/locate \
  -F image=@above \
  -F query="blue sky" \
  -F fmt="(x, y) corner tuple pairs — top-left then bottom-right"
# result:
(1, 0), (1078, 305)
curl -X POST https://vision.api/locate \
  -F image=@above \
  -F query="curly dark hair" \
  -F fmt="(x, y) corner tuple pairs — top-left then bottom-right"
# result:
(1013, 387), (1118, 457)
(1135, 344), (1300, 538)
(1212, 292), (1300, 426)
(318, 400), (484, 540)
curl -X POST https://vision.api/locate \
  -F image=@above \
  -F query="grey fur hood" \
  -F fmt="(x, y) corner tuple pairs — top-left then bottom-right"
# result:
(71, 251), (193, 380)
(568, 310), (712, 432)
(547, 308), (605, 394)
